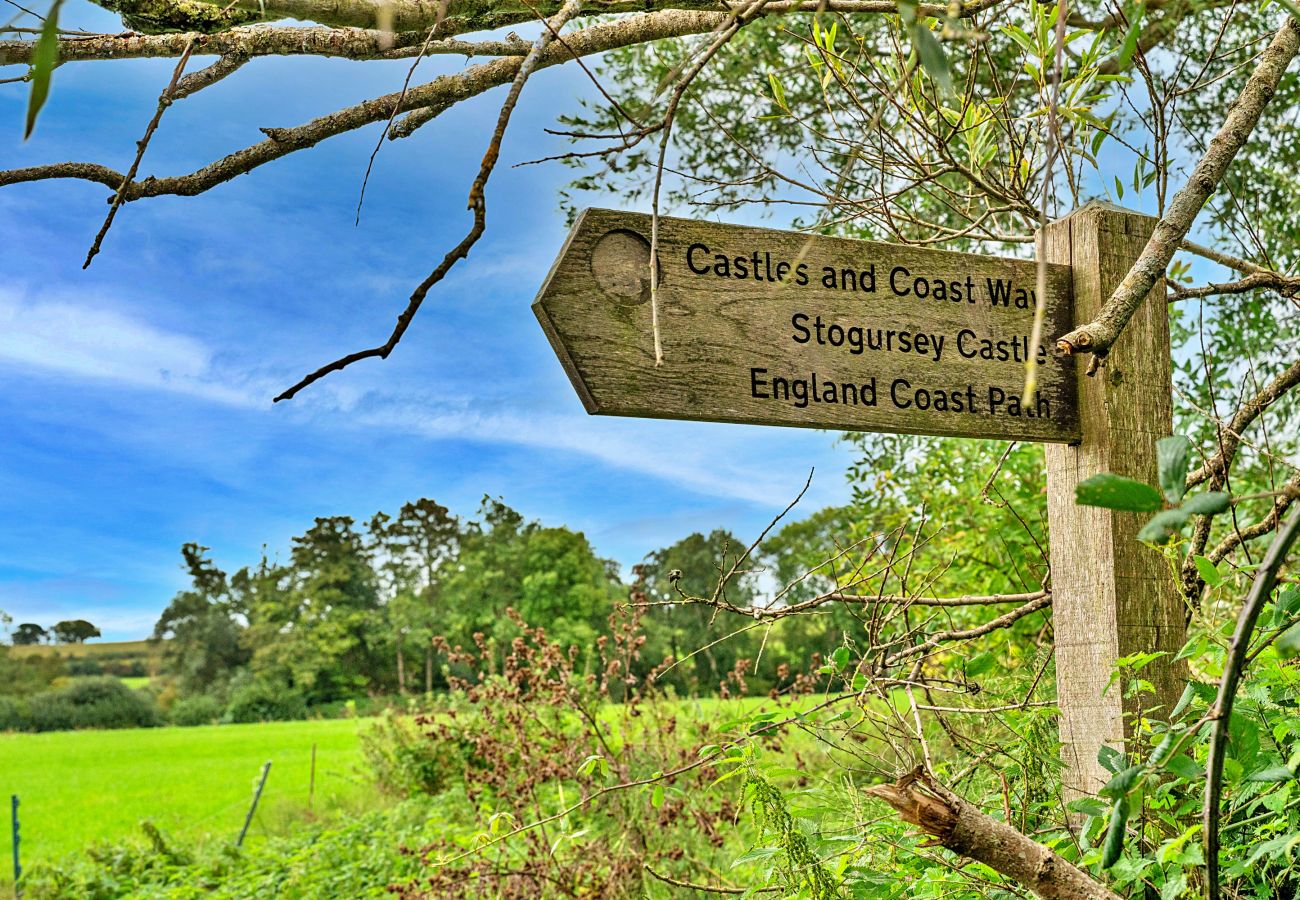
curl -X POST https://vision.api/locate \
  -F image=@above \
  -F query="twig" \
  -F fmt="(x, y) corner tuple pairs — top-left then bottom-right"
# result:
(82, 39), (195, 268)
(274, 0), (585, 401)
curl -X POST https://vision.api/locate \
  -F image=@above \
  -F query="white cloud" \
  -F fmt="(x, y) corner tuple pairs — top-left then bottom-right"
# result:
(356, 405), (843, 508)
(0, 286), (261, 406)
(0, 286), (847, 508)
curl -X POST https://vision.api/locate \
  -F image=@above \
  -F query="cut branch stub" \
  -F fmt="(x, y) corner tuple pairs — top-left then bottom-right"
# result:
(868, 771), (1124, 900)
(534, 208), (1079, 442)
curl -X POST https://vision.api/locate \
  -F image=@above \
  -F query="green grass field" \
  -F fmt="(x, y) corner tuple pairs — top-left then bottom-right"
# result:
(0, 718), (374, 864)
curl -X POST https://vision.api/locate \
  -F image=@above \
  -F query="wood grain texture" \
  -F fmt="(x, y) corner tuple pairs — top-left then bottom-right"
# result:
(534, 209), (1079, 442)
(1042, 202), (1187, 801)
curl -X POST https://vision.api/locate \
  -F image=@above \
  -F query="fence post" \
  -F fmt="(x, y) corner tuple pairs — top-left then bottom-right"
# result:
(1042, 202), (1188, 801)
(237, 762), (272, 848)
(10, 794), (19, 898)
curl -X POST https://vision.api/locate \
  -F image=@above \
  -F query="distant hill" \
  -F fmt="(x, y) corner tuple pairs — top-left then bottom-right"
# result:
(9, 639), (155, 659)
(9, 639), (162, 677)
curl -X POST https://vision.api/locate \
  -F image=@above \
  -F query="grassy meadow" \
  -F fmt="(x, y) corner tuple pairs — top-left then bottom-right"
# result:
(0, 717), (373, 864)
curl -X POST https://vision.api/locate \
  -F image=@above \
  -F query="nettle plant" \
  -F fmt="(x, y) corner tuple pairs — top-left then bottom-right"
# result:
(1069, 436), (1300, 898)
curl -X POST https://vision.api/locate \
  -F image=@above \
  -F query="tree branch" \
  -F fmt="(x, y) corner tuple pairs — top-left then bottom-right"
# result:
(0, 27), (533, 64)
(1204, 505), (1300, 900)
(273, 0), (586, 401)
(867, 770), (1123, 900)
(0, 11), (726, 198)
(1057, 16), (1300, 358)
(1186, 358), (1300, 489)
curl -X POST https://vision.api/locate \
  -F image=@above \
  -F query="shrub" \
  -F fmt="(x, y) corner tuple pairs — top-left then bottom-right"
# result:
(169, 694), (225, 727)
(3, 677), (160, 732)
(22, 691), (76, 732)
(0, 695), (25, 731)
(360, 709), (459, 796)
(57, 677), (160, 729)
(223, 679), (307, 723)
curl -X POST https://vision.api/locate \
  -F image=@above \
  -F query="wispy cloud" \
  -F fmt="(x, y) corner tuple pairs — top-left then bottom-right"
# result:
(355, 405), (836, 508)
(0, 286), (263, 406)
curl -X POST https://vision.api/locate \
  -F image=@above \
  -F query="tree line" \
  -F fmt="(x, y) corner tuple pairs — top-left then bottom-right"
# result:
(146, 495), (853, 716)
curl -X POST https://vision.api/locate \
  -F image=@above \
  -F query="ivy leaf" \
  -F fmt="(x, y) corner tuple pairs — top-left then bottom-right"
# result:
(1076, 474), (1164, 512)
(1101, 795), (1130, 868)
(912, 24), (953, 97)
(25, 0), (64, 139)
(1138, 509), (1190, 544)
(1181, 492), (1231, 516)
(1156, 436), (1190, 504)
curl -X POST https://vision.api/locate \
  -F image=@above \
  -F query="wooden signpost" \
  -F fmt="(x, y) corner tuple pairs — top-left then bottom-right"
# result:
(535, 209), (1078, 443)
(533, 202), (1184, 801)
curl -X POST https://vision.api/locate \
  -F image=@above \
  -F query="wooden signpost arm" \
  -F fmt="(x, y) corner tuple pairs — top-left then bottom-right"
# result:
(1043, 202), (1187, 799)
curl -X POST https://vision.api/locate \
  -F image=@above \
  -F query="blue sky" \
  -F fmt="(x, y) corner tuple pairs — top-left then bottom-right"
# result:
(0, 3), (856, 640)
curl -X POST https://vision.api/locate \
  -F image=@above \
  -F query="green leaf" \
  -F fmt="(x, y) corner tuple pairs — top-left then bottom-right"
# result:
(1156, 436), (1190, 504)
(731, 846), (780, 868)
(651, 784), (664, 808)
(831, 646), (851, 671)
(1170, 683), (1196, 720)
(1277, 624), (1300, 659)
(1181, 492), (1231, 516)
(1067, 797), (1108, 818)
(697, 744), (720, 758)
(1098, 744), (1125, 775)
(1075, 474), (1164, 512)
(25, 0), (63, 140)
(1115, 4), (1144, 72)
(1194, 555), (1223, 587)
(912, 24), (953, 97)
(1101, 764), (1144, 798)
(1247, 765), (1296, 783)
(965, 650), (995, 677)
(1101, 796), (1130, 868)
(1271, 588), (1300, 628)
(1166, 754), (1204, 780)
(1138, 509), (1191, 544)
(767, 72), (786, 109)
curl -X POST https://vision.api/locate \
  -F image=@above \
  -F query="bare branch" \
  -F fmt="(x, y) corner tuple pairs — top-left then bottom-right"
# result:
(1169, 269), (1300, 302)
(84, 39), (195, 268)
(0, 27), (533, 64)
(1187, 358), (1300, 489)
(274, 0), (586, 401)
(0, 10), (726, 199)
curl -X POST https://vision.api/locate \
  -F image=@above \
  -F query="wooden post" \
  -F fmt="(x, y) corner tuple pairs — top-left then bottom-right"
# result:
(1043, 202), (1187, 799)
